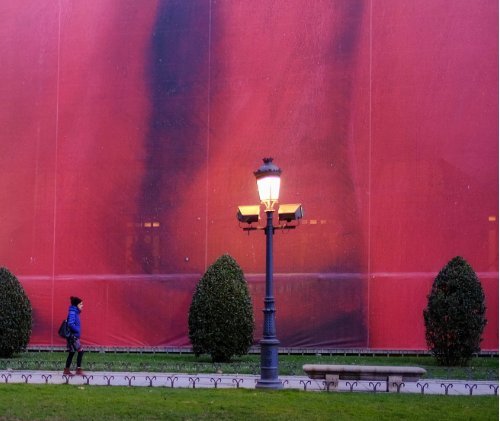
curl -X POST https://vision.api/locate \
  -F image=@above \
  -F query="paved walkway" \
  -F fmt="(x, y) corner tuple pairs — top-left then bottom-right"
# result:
(0, 370), (498, 396)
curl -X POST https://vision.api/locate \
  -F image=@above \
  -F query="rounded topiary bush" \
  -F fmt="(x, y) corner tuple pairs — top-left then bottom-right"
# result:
(0, 267), (32, 357)
(188, 254), (254, 362)
(423, 256), (487, 366)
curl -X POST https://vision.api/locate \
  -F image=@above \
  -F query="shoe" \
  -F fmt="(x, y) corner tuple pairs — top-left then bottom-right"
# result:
(75, 368), (85, 376)
(63, 368), (74, 376)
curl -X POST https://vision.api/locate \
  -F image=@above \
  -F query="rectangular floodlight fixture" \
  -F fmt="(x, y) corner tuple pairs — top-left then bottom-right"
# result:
(237, 205), (261, 224)
(278, 203), (303, 222)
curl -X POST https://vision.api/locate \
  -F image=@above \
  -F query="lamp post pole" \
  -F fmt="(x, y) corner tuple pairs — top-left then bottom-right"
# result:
(237, 158), (303, 389)
(255, 209), (283, 389)
(236, 157), (301, 390)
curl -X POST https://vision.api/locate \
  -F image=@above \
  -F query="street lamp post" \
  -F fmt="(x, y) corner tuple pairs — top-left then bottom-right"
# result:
(236, 158), (303, 390)
(254, 158), (282, 389)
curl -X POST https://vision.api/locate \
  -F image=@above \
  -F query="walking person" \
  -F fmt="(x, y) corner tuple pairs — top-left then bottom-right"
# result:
(63, 296), (85, 376)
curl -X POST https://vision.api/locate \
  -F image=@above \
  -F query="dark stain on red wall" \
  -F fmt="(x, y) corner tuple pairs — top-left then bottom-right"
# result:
(135, 1), (210, 273)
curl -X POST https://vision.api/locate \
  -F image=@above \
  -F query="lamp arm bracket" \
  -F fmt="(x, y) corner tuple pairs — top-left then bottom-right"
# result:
(241, 226), (265, 232)
(274, 224), (296, 230)
(239, 224), (296, 233)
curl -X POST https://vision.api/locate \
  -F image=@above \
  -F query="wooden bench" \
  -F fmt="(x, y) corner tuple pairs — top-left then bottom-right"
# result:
(303, 364), (427, 392)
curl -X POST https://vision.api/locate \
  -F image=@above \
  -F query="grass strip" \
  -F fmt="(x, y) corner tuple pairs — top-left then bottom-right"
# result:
(0, 384), (497, 421)
(2, 352), (497, 380)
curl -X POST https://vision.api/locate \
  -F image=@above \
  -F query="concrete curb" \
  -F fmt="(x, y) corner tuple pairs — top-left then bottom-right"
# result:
(0, 370), (498, 396)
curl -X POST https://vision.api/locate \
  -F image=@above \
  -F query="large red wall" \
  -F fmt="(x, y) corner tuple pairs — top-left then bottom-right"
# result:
(0, 0), (497, 350)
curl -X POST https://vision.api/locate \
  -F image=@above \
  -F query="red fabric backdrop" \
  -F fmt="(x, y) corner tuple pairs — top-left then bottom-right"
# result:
(0, 0), (497, 349)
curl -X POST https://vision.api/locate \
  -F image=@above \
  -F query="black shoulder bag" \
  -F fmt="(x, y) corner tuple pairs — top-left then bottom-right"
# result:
(57, 319), (72, 339)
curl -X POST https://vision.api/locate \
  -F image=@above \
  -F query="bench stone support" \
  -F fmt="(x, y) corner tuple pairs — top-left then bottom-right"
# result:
(387, 375), (403, 392)
(325, 374), (339, 391)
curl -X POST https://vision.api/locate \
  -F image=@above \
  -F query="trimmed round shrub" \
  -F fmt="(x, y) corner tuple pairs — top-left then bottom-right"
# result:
(0, 267), (32, 357)
(188, 254), (254, 362)
(423, 256), (487, 366)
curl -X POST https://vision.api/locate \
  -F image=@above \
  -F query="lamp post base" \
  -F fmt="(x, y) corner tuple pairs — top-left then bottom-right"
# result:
(255, 379), (284, 390)
(255, 338), (283, 390)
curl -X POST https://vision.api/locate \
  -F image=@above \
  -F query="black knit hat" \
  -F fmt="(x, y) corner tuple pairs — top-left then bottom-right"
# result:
(70, 296), (82, 306)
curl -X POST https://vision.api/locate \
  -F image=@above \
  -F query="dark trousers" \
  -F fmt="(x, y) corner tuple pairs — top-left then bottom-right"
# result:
(65, 351), (84, 369)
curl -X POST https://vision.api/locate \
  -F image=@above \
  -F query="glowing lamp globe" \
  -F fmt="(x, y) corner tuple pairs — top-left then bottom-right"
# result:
(254, 158), (282, 210)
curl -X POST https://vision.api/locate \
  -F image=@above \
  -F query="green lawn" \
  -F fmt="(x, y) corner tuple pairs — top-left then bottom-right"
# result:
(0, 384), (497, 421)
(2, 351), (497, 380)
